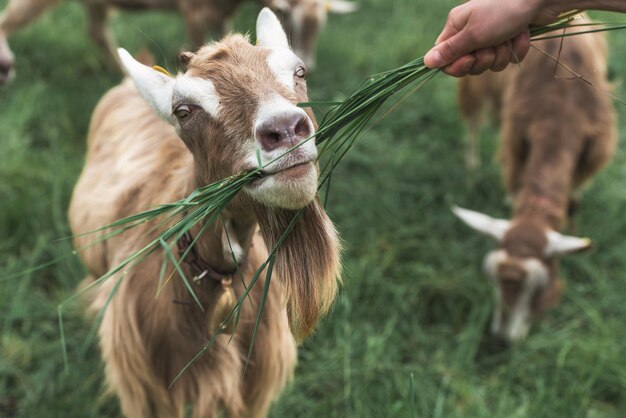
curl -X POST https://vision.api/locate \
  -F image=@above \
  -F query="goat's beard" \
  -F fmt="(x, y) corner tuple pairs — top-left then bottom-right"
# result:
(254, 197), (341, 342)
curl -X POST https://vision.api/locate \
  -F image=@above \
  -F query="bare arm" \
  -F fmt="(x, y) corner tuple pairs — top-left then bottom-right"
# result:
(424, 0), (626, 77)
(551, 0), (626, 12)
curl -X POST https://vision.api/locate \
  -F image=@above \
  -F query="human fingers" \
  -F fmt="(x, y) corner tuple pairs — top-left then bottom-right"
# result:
(434, 4), (468, 45)
(440, 54), (476, 78)
(491, 42), (511, 72)
(425, 28), (483, 70)
(510, 30), (530, 63)
(469, 47), (497, 75)
(425, 6), (472, 68)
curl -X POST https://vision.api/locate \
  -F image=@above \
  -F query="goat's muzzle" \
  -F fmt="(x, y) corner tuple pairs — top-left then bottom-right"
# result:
(256, 111), (313, 152)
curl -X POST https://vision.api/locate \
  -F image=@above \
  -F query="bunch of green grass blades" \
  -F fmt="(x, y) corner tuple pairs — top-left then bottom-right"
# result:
(58, 13), (626, 383)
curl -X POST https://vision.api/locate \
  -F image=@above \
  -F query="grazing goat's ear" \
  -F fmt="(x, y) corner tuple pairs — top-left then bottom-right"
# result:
(452, 206), (511, 242)
(118, 48), (174, 121)
(256, 8), (290, 50)
(179, 51), (194, 70)
(545, 231), (592, 256)
(326, 0), (358, 14)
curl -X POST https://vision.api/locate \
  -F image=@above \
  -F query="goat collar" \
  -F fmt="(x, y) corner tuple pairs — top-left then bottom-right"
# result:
(527, 193), (561, 213)
(177, 231), (238, 283)
(517, 192), (564, 225)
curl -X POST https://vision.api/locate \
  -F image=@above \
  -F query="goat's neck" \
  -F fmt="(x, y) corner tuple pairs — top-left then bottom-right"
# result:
(182, 163), (258, 273)
(161, 215), (256, 321)
(187, 213), (257, 273)
(513, 145), (579, 230)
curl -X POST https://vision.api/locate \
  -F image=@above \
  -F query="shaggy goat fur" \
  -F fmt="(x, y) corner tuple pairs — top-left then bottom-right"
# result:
(456, 18), (616, 340)
(69, 31), (340, 417)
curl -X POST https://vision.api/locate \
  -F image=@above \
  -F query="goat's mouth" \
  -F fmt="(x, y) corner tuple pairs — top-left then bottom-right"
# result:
(248, 161), (315, 187)
(244, 160), (318, 209)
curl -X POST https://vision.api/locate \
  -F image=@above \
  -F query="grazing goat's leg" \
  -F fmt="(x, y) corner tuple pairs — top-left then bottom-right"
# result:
(0, 0), (59, 35)
(499, 122), (527, 196)
(0, 0), (59, 82)
(465, 118), (481, 170)
(458, 77), (484, 170)
(566, 193), (581, 233)
(178, 0), (228, 49)
(85, 3), (120, 70)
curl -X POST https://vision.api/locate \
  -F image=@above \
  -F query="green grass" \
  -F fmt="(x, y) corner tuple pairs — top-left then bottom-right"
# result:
(1, 1), (626, 417)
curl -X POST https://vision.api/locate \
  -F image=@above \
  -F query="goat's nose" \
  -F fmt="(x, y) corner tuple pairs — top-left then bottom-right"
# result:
(256, 112), (312, 152)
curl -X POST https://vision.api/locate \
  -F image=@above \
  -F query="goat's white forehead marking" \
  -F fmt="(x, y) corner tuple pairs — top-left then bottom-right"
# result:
(266, 47), (301, 91)
(173, 75), (221, 117)
(522, 258), (549, 286)
(504, 261), (545, 341)
(254, 93), (307, 131)
(485, 250), (549, 341)
(483, 250), (507, 280)
(483, 250), (548, 287)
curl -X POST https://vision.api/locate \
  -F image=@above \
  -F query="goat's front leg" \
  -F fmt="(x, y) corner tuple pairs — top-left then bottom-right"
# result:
(178, 0), (227, 49)
(85, 2), (120, 71)
(566, 193), (581, 233)
(0, 0), (60, 83)
(0, 0), (59, 35)
(464, 119), (481, 170)
(457, 77), (484, 171)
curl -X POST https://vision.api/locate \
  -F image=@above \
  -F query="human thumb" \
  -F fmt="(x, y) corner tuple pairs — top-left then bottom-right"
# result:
(425, 36), (462, 69)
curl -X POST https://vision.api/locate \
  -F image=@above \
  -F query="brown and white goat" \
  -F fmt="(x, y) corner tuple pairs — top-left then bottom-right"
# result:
(454, 20), (616, 342)
(69, 9), (341, 417)
(0, 0), (355, 84)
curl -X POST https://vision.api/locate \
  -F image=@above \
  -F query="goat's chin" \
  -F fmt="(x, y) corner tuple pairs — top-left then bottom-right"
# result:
(245, 164), (318, 210)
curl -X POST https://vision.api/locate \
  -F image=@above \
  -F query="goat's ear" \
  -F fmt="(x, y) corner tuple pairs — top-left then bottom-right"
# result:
(545, 231), (591, 256)
(452, 206), (511, 242)
(326, 0), (358, 14)
(179, 51), (195, 69)
(118, 48), (174, 121)
(256, 8), (289, 50)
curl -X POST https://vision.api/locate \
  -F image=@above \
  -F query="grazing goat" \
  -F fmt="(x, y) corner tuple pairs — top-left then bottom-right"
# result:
(0, 0), (355, 84)
(454, 18), (616, 342)
(68, 9), (341, 417)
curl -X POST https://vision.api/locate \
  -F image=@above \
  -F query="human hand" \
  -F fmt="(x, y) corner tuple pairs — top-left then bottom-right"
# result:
(424, 0), (562, 77)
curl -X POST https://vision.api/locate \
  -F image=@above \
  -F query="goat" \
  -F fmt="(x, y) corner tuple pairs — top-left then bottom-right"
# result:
(68, 9), (341, 417)
(0, 0), (356, 84)
(454, 18), (616, 342)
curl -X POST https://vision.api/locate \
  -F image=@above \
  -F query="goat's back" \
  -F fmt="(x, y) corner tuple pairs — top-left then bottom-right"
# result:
(500, 23), (615, 193)
(457, 17), (615, 194)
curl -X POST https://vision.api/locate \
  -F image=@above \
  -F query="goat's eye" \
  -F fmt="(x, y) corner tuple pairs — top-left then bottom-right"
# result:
(174, 104), (192, 120)
(295, 66), (306, 79)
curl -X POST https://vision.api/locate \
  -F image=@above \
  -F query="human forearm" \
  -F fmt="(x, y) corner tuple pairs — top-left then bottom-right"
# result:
(545, 0), (626, 14)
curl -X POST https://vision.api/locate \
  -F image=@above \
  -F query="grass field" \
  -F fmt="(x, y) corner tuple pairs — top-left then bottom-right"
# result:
(1, 0), (626, 417)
